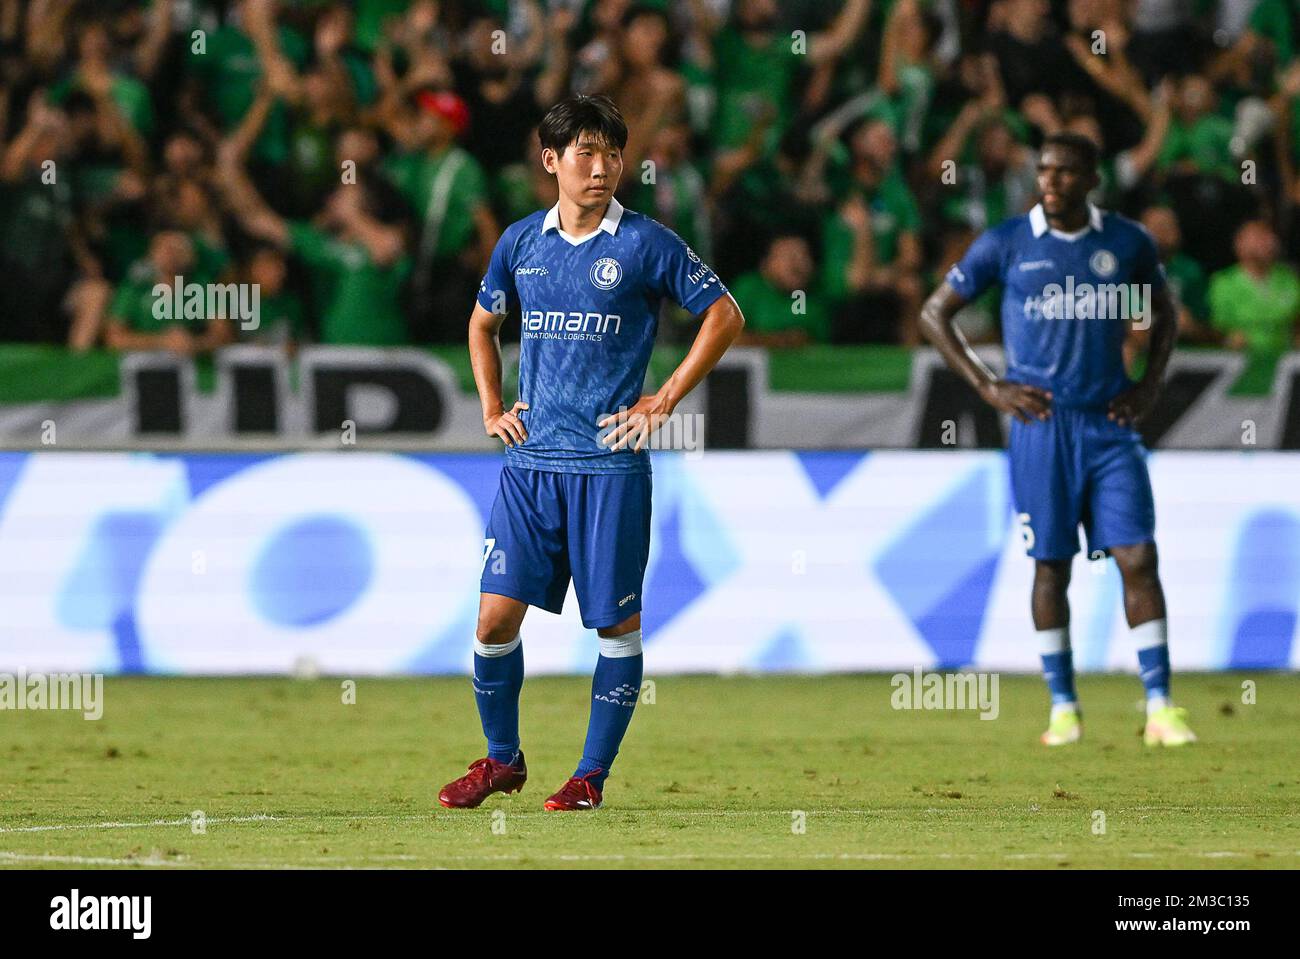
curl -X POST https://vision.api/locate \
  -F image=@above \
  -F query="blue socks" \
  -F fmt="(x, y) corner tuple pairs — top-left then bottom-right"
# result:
(1037, 620), (1173, 717)
(574, 630), (644, 790)
(1133, 618), (1171, 709)
(472, 629), (645, 787)
(472, 635), (524, 764)
(1037, 626), (1078, 709)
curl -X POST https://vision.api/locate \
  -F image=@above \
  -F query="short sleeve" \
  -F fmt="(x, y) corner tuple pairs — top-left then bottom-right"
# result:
(944, 228), (1005, 302)
(1131, 227), (1168, 292)
(649, 224), (728, 316)
(476, 227), (518, 316)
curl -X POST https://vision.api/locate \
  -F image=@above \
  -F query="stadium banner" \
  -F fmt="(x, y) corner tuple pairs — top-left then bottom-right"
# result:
(2, 345), (1300, 450)
(0, 449), (1295, 676)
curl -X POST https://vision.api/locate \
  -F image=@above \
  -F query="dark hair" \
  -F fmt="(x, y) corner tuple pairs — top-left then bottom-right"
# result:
(538, 95), (629, 156)
(1041, 131), (1100, 172)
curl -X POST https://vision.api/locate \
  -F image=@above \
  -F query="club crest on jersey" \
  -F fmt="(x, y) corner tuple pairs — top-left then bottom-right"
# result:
(590, 257), (623, 290)
(1089, 249), (1118, 278)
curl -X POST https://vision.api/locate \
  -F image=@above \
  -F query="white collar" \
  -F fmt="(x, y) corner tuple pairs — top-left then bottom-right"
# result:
(1029, 202), (1103, 240)
(542, 196), (624, 246)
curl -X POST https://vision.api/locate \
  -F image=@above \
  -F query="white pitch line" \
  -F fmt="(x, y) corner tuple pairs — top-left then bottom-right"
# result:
(0, 804), (1281, 835)
(0, 813), (447, 835)
(415, 849), (1300, 863)
(0, 813), (294, 834)
(3, 849), (1293, 870)
(0, 851), (188, 867)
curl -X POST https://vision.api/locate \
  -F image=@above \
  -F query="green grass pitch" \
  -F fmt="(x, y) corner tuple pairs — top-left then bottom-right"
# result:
(1, 673), (1297, 869)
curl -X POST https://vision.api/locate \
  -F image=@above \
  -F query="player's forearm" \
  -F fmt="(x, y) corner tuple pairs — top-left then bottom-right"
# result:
(919, 284), (999, 396)
(1137, 297), (1178, 389)
(655, 294), (745, 411)
(468, 319), (507, 420)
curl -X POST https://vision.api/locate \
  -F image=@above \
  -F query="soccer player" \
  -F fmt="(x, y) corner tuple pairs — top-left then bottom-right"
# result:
(438, 95), (744, 810)
(920, 132), (1197, 747)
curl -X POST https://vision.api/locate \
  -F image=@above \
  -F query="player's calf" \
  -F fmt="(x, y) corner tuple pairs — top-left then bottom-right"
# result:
(1110, 544), (1195, 743)
(549, 622), (643, 810)
(1033, 561), (1080, 744)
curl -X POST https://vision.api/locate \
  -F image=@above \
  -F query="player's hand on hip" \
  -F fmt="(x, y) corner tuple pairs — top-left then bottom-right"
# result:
(598, 394), (672, 453)
(981, 379), (1052, 424)
(486, 401), (529, 447)
(1107, 382), (1155, 427)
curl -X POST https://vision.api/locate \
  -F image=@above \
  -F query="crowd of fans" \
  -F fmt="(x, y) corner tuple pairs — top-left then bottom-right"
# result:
(1, 0), (1299, 358)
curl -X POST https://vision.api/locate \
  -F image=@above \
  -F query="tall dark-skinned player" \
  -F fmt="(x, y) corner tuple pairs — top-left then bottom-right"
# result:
(919, 132), (1196, 747)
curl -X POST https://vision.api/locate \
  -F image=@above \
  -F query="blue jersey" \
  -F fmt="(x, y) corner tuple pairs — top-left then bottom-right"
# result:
(945, 203), (1166, 409)
(477, 197), (727, 474)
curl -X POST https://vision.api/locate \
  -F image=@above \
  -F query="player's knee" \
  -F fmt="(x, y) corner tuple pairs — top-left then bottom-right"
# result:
(596, 612), (641, 639)
(1113, 543), (1159, 583)
(1033, 560), (1071, 596)
(475, 618), (519, 646)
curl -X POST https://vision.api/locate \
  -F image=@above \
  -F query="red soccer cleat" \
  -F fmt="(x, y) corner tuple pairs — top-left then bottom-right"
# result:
(437, 753), (527, 809)
(543, 770), (603, 811)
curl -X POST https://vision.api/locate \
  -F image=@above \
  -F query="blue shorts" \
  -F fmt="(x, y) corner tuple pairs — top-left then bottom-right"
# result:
(480, 466), (652, 629)
(1009, 406), (1155, 561)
